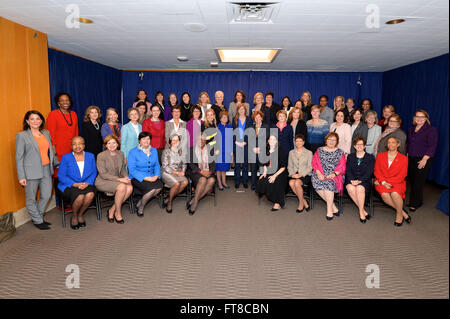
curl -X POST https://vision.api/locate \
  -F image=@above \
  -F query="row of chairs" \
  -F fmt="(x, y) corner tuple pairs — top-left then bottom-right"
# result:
(55, 178), (217, 227)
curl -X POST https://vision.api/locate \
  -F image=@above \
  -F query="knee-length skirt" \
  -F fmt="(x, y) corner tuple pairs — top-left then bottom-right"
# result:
(162, 172), (188, 188)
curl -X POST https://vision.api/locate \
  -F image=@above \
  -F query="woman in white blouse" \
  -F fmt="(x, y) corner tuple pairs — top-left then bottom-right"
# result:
(330, 110), (352, 155)
(364, 110), (382, 155)
(198, 91), (212, 121)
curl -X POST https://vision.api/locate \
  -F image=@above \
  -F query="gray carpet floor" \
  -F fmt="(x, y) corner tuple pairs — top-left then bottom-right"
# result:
(0, 181), (448, 299)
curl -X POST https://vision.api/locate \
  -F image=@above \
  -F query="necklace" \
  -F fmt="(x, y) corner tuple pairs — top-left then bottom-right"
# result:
(59, 109), (73, 126)
(92, 121), (99, 130)
(183, 103), (190, 110)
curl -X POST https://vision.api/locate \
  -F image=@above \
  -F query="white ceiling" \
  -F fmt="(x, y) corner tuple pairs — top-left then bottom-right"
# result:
(1, 0), (448, 71)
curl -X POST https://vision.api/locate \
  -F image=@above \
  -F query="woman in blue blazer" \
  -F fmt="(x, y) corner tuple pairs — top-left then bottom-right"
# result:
(127, 131), (163, 217)
(57, 136), (97, 230)
(121, 107), (142, 159)
(232, 104), (253, 188)
(273, 109), (294, 162)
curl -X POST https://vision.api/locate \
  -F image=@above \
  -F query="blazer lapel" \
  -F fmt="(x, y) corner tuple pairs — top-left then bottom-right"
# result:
(26, 129), (40, 154)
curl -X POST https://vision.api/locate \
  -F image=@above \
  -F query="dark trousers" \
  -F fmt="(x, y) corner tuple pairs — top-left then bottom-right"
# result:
(408, 156), (434, 208)
(251, 162), (260, 190)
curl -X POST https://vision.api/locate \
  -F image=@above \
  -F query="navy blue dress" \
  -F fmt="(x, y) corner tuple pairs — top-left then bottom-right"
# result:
(344, 152), (375, 193)
(273, 124), (293, 162)
(216, 123), (233, 171)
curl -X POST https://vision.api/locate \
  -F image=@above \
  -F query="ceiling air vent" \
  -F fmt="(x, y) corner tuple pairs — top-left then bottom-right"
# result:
(227, 2), (280, 24)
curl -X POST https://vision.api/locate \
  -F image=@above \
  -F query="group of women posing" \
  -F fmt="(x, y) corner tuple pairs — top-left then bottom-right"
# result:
(15, 90), (438, 231)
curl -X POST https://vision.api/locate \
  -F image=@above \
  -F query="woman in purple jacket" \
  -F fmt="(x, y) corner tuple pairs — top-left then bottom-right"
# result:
(406, 109), (438, 212)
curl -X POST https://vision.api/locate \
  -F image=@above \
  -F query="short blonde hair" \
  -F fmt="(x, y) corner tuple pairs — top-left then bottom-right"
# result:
(365, 110), (379, 123)
(83, 105), (102, 122)
(253, 92), (264, 104)
(276, 109), (288, 120)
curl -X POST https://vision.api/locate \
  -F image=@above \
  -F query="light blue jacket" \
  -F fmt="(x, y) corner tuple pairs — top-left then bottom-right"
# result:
(121, 122), (142, 158)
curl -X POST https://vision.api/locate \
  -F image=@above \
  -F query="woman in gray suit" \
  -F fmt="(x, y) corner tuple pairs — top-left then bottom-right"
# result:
(15, 110), (58, 230)
(95, 135), (133, 224)
(288, 134), (313, 213)
(350, 109), (369, 153)
(161, 134), (189, 213)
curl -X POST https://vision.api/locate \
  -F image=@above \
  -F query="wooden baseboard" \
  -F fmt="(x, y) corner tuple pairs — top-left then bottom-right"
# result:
(13, 195), (56, 228)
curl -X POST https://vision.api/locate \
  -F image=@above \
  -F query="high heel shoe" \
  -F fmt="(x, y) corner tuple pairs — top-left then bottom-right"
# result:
(78, 221), (86, 227)
(107, 209), (114, 223)
(404, 215), (411, 224)
(360, 217), (367, 224)
(114, 216), (125, 224)
(326, 215), (334, 221)
(189, 209), (196, 215)
(296, 208), (304, 213)
(70, 222), (79, 230)
(394, 219), (404, 227)
(166, 207), (173, 214)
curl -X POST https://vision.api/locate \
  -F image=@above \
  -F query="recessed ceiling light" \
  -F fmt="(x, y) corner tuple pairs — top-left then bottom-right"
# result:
(184, 23), (207, 32)
(177, 56), (189, 62)
(76, 17), (94, 24)
(216, 48), (280, 63)
(386, 19), (405, 24)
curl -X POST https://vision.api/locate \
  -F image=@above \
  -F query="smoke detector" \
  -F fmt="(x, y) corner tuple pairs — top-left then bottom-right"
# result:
(227, 2), (280, 24)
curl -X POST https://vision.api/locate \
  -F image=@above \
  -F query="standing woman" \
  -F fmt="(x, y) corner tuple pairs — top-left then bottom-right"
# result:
(153, 91), (165, 120)
(333, 96), (347, 117)
(81, 105), (103, 158)
(330, 110), (352, 155)
(216, 110), (233, 190)
(211, 90), (227, 121)
(280, 96), (292, 117)
(364, 110), (382, 155)
(95, 135), (133, 224)
(121, 107), (142, 159)
(379, 105), (395, 132)
(360, 98), (373, 117)
(345, 137), (375, 223)
(132, 89), (152, 115)
(306, 105), (330, 154)
(164, 93), (178, 122)
(127, 132), (163, 217)
(187, 134), (217, 215)
(136, 101), (150, 125)
(142, 105), (165, 162)
(101, 108), (122, 141)
(252, 92), (264, 114)
(201, 109), (219, 149)
(15, 110), (58, 230)
(233, 104), (252, 189)
(180, 92), (194, 122)
(165, 106), (187, 149)
(57, 136), (97, 230)
(186, 105), (204, 149)
(256, 134), (288, 211)
(46, 92), (79, 163)
(349, 109), (368, 152)
(229, 90), (250, 123)
(311, 132), (346, 220)
(198, 91), (212, 121)
(373, 114), (407, 156)
(300, 91), (313, 122)
(406, 109), (438, 212)
(374, 137), (410, 227)
(250, 111), (269, 191)
(345, 98), (356, 117)
(288, 134), (313, 213)
(274, 110), (294, 161)
(288, 106), (308, 148)
(161, 134), (189, 213)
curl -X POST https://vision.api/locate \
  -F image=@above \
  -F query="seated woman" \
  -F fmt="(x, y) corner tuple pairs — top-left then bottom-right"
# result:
(95, 135), (133, 224)
(127, 131), (163, 217)
(374, 137), (410, 227)
(57, 136), (97, 230)
(161, 134), (189, 213)
(256, 134), (288, 211)
(288, 134), (313, 213)
(187, 134), (216, 215)
(345, 137), (375, 223)
(311, 132), (346, 221)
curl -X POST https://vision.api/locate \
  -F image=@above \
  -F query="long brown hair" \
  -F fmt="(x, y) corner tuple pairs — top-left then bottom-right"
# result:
(288, 106), (303, 122)
(234, 104), (248, 126)
(204, 109), (217, 128)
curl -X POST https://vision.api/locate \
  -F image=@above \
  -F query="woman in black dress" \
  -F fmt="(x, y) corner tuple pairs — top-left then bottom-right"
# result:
(256, 134), (288, 211)
(345, 137), (375, 223)
(180, 92), (195, 122)
(81, 106), (103, 157)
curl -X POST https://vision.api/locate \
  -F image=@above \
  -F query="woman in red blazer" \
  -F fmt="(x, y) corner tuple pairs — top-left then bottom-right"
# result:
(142, 105), (165, 163)
(374, 136), (410, 227)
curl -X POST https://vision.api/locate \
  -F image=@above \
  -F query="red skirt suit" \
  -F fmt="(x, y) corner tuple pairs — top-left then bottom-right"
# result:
(374, 151), (408, 199)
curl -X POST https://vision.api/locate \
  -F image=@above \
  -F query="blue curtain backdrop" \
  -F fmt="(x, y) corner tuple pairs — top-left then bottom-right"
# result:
(122, 70), (383, 120)
(382, 54), (449, 187)
(48, 48), (123, 128)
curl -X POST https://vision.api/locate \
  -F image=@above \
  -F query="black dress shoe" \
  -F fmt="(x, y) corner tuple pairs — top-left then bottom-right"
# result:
(166, 207), (172, 214)
(107, 215), (114, 223)
(136, 211), (144, 218)
(408, 207), (417, 212)
(326, 215), (334, 221)
(78, 221), (86, 227)
(34, 222), (50, 230)
(70, 222), (79, 230)
(189, 209), (196, 215)
(271, 207), (280, 212)
(114, 217), (125, 224)
(296, 208), (304, 213)
(43, 220), (52, 226)
(360, 217), (367, 224)
(365, 214), (371, 220)
(394, 218), (404, 227)
(186, 201), (191, 210)
(404, 215), (411, 224)
(333, 212), (340, 217)
(243, 184), (248, 189)
(235, 184), (240, 189)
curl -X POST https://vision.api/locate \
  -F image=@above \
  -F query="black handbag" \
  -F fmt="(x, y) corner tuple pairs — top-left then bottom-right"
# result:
(0, 212), (16, 244)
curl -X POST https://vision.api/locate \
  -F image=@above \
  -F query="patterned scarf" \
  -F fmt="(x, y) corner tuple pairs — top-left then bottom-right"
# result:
(138, 145), (151, 157)
(195, 144), (209, 171)
(373, 127), (396, 157)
